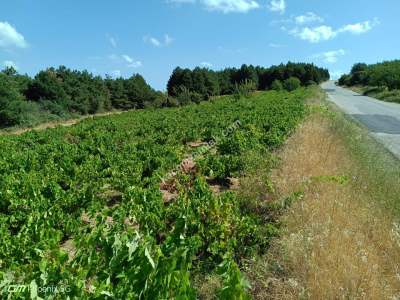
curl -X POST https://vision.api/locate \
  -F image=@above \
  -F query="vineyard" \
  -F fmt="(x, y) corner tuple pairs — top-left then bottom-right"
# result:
(0, 89), (310, 299)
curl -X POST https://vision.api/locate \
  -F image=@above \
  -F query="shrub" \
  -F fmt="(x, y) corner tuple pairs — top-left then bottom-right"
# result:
(39, 99), (69, 117)
(338, 74), (351, 86)
(270, 80), (283, 91)
(0, 73), (28, 127)
(283, 77), (301, 92)
(165, 96), (180, 107)
(233, 79), (257, 100)
(306, 80), (317, 86)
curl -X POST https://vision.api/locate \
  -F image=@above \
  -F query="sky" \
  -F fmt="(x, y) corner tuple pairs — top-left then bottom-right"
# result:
(0, 0), (398, 90)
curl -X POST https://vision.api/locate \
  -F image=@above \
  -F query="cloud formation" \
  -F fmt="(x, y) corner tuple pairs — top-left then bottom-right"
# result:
(203, 0), (259, 13)
(289, 18), (379, 43)
(109, 54), (142, 68)
(338, 18), (379, 34)
(269, 0), (286, 14)
(290, 25), (336, 43)
(168, 0), (260, 13)
(313, 49), (346, 63)
(295, 12), (324, 25)
(144, 34), (173, 47)
(122, 54), (142, 68)
(0, 22), (28, 49)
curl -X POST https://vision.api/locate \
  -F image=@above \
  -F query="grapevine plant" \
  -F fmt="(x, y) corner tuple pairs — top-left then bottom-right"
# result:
(0, 89), (309, 299)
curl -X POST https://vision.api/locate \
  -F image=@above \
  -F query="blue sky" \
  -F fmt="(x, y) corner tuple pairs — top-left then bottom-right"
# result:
(0, 0), (398, 90)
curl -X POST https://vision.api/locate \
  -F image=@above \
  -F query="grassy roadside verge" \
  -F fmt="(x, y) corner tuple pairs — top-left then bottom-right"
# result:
(345, 85), (400, 104)
(243, 87), (400, 299)
(325, 93), (400, 215)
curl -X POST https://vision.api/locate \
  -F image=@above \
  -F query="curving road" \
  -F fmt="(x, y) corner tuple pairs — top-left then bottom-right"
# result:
(321, 81), (400, 159)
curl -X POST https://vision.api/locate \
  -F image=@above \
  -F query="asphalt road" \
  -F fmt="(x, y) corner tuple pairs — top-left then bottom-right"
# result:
(321, 81), (400, 159)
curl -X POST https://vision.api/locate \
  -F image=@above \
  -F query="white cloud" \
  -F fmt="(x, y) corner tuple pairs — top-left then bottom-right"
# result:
(149, 37), (161, 47)
(122, 54), (142, 68)
(313, 49), (346, 63)
(144, 34), (174, 47)
(128, 61), (142, 68)
(109, 54), (142, 68)
(295, 12), (324, 25)
(167, 0), (195, 3)
(288, 18), (379, 43)
(167, 0), (260, 13)
(202, 0), (259, 13)
(338, 18), (379, 34)
(269, 0), (285, 14)
(3, 60), (17, 69)
(122, 54), (134, 63)
(0, 22), (28, 49)
(290, 25), (337, 43)
(200, 61), (213, 67)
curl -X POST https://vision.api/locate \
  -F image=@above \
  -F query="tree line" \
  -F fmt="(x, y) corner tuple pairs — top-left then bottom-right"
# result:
(338, 60), (400, 90)
(0, 66), (160, 127)
(167, 62), (330, 100)
(0, 62), (329, 128)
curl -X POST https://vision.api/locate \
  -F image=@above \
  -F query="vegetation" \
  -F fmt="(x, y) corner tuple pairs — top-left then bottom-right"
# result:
(246, 110), (400, 299)
(167, 62), (329, 98)
(0, 62), (328, 129)
(338, 60), (400, 103)
(244, 91), (400, 299)
(0, 66), (165, 129)
(0, 88), (312, 299)
(270, 79), (283, 91)
(283, 77), (301, 92)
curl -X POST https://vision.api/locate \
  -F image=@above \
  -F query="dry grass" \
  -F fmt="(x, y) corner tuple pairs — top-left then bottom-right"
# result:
(248, 114), (400, 299)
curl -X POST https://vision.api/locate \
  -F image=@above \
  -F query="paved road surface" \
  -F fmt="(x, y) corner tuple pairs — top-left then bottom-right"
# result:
(321, 81), (400, 159)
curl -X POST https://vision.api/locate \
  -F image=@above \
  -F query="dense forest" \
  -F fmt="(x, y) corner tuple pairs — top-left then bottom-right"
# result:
(338, 60), (400, 89)
(0, 62), (329, 128)
(0, 66), (159, 128)
(338, 60), (400, 103)
(167, 62), (330, 100)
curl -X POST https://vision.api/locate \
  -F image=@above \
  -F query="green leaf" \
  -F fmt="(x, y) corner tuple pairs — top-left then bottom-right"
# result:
(145, 247), (155, 269)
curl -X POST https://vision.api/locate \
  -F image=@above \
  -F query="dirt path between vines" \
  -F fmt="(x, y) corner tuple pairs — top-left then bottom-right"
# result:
(0, 110), (128, 136)
(247, 113), (400, 299)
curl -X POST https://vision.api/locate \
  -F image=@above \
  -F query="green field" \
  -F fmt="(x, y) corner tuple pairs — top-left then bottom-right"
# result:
(0, 89), (310, 299)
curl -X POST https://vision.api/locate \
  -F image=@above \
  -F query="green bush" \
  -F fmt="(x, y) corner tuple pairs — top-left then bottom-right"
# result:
(270, 79), (283, 91)
(283, 77), (301, 92)
(0, 73), (28, 127)
(340, 60), (400, 90)
(39, 99), (70, 117)
(338, 74), (351, 86)
(306, 80), (317, 86)
(233, 79), (257, 100)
